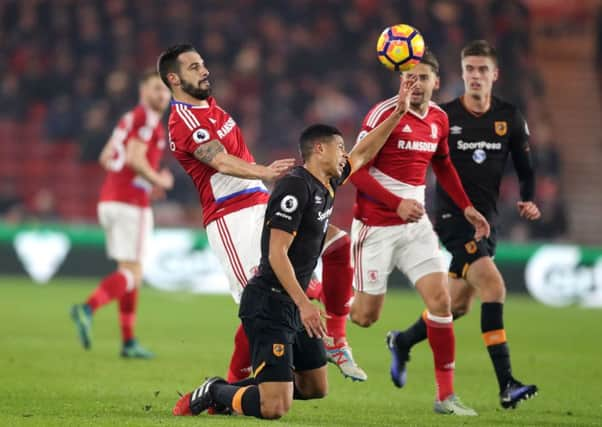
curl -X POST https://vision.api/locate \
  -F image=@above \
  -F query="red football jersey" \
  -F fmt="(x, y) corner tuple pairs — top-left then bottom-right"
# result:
(168, 97), (268, 226)
(99, 105), (166, 207)
(353, 96), (450, 226)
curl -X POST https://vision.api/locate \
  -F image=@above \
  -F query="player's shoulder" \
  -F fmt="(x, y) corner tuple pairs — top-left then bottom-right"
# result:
(364, 95), (399, 128)
(439, 97), (462, 114)
(491, 96), (520, 115)
(170, 100), (213, 132)
(277, 168), (313, 192)
(428, 101), (448, 118)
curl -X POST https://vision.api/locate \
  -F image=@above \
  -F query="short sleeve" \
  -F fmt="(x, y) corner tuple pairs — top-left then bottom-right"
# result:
(130, 108), (154, 144)
(265, 177), (310, 235)
(170, 109), (220, 155)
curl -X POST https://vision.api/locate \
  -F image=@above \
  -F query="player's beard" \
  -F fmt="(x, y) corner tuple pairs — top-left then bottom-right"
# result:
(181, 78), (211, 100)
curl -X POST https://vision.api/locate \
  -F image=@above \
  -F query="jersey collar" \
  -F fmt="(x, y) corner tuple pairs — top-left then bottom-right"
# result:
(170, 96), (214, 109)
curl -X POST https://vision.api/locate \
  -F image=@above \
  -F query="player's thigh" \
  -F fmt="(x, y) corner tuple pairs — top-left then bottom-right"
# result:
(292, 329), (328, 399)
(351, 220), (396, 295)
(98, 202), (149, 263)
(466, 256), (506, 302)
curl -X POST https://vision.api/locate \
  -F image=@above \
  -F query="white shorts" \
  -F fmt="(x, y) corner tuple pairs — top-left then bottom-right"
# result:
(98, 201), (153, 263)
(206, 204), (266, 303)
(351, 217), (447, 295)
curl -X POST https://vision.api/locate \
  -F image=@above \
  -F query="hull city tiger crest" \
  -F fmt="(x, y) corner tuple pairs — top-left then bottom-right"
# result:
(494, 121), (507, 136)
(273, 343), (285, 357)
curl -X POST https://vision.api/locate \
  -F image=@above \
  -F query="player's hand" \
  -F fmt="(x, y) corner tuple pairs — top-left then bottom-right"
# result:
(299, 299), (328, 339)
(463, 206), (491, 241)
(517, 201), (541, 220)
(157, 168), (174, 190)
(263, 158), (296, 181)
(396, 198), (425, 222)
(393, 75), (418, 117)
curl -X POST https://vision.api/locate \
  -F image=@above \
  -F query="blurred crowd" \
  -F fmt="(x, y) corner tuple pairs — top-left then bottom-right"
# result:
(0, 0), (567, 240)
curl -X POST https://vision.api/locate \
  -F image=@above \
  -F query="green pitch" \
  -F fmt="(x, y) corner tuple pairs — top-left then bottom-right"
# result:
(0, 277), (600, 426)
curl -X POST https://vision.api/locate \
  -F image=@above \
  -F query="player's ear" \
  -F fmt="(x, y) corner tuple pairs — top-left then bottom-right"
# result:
(492, 67), (499, 83)
(434, 75), (440, 90)
(167, 72), (180, 87)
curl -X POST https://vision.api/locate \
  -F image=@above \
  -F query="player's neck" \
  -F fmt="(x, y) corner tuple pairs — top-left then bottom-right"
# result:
(462, 94), (491, 115)
(409, 102), (428, 116)
(172, 91), (209, 107)
(303, 163), (330, 189)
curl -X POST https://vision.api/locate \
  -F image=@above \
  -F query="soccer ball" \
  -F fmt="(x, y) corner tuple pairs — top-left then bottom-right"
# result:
(376, 24), (425, 72)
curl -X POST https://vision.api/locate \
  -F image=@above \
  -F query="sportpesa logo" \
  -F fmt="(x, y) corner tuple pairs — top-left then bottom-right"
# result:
(457, 140), (502, 151)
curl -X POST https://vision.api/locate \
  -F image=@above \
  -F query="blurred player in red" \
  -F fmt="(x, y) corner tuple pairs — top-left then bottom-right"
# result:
(349, 51), (489, 415)
(157, 44), (366, 382)
(70, 70), (173, 358)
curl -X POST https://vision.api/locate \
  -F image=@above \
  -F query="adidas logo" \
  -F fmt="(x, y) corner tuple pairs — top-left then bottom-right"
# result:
(402, 124), (412, 133)
(208, 118), (217, 124)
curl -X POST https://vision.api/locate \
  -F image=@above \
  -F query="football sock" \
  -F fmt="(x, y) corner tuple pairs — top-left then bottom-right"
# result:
(212, 383), (262, 418)
(397, 311), (428, 349)
(481, 302), (512, 391)
(119, 287), (138, 343)
(86, 270), (133, 312)
(425, 311), (455, 401)
(321, 234), (353, 340)
(227, 323), (252, 382)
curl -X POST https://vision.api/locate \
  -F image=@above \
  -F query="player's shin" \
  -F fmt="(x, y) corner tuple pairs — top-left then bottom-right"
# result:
(86, 269), (133, 311)
(212, 383), (262, 418)
(481, 302), (512, 391)
(321, 234), (354, 341)
(425, 311), (455, 401)
(119, 288), (138, 343)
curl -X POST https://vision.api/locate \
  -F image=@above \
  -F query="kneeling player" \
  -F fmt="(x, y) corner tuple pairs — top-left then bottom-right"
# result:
(172, 78), (414, 419)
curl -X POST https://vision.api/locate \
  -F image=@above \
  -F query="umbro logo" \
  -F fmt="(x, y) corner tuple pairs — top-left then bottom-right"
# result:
(450, 125), (462, 135)
(314, 195), (323, 204)
(402, 124), (412, 133)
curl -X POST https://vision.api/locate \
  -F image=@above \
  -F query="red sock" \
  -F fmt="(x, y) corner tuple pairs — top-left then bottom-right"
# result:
(425, 311), (455, 401)
(86, 270), (132, 312)
(321, 233), (353, 341)
(227, 323), (252, 382)
(119, 288), (138, 343)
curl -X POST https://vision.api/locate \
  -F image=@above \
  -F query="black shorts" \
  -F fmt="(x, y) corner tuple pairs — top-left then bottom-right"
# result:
(238, 284), (327, 383)
(435, 214), (497, 279)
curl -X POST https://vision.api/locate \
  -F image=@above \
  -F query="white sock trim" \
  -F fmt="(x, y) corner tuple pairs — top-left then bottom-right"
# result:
(321, 230), (347, 254)
(426, 311), (453, 324)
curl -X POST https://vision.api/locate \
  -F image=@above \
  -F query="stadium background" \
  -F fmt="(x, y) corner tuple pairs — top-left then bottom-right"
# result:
(1, 1), (601, 426)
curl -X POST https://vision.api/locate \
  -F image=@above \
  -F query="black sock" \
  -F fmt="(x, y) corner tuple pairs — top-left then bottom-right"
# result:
(212, 383), (262, 418)
(481, 302), (513, 391)
(397, 314), (427, 349)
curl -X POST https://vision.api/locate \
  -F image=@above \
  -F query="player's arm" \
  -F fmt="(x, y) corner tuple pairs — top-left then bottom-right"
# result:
(193, 140), (294, 182)
(510, 112), (540, 220)
(350, 164), (424, 222)
(126, 138), (174, 190)
(431, 131), (490, 239)
(347, 76), (418, 172)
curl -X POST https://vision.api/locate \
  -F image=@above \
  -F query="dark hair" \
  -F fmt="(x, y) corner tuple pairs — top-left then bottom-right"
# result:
(140, 68), (160, 84)
(299, 124), (342, 161)
(419, 50), (440, 75)
(461, 40), (498, 64)
(156, 43), (197, 88)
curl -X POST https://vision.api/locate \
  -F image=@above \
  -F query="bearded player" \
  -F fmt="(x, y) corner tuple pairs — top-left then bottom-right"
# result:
(157, 44), (365, 382)
(349, 51), (490, 415)
(392, 40), (540, 409)
(70, 70), (173, 358)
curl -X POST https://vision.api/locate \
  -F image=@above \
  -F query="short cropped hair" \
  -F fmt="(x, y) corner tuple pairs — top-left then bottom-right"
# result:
(156, 43), (197, 88)
(461, 40), (498, 64)
(419, 50), (440, 75)
(299, 124), (342, 161)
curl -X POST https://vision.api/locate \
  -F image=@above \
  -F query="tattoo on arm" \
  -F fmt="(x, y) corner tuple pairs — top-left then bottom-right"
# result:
(194, 140), (225, 165)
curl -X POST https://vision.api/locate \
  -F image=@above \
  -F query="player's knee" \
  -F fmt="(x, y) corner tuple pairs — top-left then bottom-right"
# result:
(426, 288), (451, 316)
(479, 274), (506, 302)
(350, 308), (378, 327)
(261, 398), (291, 419)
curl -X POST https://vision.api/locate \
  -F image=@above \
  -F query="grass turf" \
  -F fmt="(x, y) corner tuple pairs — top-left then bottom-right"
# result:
(0, 276), (600, 426)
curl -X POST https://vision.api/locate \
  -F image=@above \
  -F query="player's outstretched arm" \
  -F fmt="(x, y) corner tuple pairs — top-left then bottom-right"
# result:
(193, 139), (295, 181)
(347, 76), (418, 171)
(126, 138), (174, 190)
(268, 229), (327, 339)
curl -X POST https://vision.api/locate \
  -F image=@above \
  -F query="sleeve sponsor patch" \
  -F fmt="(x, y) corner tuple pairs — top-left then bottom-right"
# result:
(280, 195), (298, 213)
(192, 128), (211, 144)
